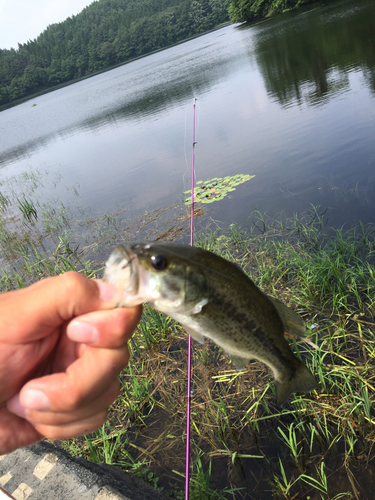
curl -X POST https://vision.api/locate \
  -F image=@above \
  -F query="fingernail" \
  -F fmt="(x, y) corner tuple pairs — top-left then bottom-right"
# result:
(7, 394), (28, 418)
(68, 320), (99, 344)
(21, 390), (51, 411)
(97, 281), (118, 302)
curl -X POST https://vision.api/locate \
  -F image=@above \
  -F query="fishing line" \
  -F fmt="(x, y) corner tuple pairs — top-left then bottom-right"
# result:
(182, 99), (200, 199)
(190, 99), (197, 247)
(185, 97), (197, 500)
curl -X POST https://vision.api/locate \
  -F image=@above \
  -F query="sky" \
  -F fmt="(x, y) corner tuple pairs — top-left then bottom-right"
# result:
(0, 0), (94, 50)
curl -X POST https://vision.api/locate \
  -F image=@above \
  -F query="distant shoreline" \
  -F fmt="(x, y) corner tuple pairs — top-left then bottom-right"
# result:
(0, 22), (232, 113)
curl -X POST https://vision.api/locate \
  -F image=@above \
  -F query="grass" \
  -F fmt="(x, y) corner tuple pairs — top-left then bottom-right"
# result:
(1, 174), (374, 499)
(17, 196), (38, 224)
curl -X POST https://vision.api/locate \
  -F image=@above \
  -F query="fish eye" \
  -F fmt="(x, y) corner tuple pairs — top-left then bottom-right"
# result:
(151, 254), (168, 271)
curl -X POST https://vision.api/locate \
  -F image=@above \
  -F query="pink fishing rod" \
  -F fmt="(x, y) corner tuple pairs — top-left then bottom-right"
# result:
(186, 97), (197, 500)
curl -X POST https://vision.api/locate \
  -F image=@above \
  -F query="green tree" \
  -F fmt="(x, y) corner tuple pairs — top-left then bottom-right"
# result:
(0, 0), (230, 107)
(228, 0), (313, 23)
(21, 65), (47, 91)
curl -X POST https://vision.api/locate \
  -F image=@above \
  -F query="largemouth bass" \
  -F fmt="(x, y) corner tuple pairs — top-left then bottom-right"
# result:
(103, 243), (318, 405)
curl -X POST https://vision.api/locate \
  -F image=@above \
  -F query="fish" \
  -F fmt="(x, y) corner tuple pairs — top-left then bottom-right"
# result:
(103, 243), (318, 405)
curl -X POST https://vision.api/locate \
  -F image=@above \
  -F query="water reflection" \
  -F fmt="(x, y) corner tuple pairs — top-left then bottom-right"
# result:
(81, 64), (224, 131)
(252, 0), (375, 106)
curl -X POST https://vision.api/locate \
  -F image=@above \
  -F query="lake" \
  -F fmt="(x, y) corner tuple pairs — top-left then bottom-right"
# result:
(1, 0), (374, 240)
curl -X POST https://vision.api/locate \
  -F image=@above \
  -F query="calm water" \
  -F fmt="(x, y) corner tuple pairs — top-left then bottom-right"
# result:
(0, 0), (375, 233)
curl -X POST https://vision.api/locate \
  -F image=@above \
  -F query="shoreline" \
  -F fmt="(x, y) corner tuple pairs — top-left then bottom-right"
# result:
(0, 22), (233, 113)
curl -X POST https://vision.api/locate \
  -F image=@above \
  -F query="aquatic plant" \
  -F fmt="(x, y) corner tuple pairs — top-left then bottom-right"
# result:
(17, 196), (38, 224)
(0, 192), (9, 211)
(184, 174), (255, 205)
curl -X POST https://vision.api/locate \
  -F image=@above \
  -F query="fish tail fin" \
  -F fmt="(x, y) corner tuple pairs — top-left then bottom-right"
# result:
(275, 360), (318, 405)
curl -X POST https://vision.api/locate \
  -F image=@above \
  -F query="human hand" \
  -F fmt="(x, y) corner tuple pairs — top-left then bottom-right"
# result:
(0, 272), (142, 455)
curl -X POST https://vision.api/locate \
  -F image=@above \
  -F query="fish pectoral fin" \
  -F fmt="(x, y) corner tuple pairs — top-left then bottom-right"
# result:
(184, 326), (205, 344)
(228, 354), (248, 371)
(191, 298), (208, 315)
(267, 296), (306, 337)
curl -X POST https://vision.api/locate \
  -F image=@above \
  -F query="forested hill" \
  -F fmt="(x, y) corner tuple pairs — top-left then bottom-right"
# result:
(0, 0), (318, 108)
(0, 0), (231, 107)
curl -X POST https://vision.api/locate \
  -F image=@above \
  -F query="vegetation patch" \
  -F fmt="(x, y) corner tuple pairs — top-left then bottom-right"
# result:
(229, 0), (317, 23)
(184, 174), (255, 205)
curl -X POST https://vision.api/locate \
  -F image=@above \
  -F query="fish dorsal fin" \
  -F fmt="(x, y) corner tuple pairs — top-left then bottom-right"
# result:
(184, 326), (205, 344)
(229, 354), (248, 371)
(267, 296), (306, 337)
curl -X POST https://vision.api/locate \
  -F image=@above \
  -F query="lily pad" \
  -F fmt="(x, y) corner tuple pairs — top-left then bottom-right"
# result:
(184, 174), (255, 205)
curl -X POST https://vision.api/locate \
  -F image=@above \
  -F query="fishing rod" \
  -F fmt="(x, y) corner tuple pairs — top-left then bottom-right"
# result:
(186, 97), (197, 500)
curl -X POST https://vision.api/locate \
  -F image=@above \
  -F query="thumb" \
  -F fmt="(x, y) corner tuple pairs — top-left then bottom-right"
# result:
(0, 272), (122, 344)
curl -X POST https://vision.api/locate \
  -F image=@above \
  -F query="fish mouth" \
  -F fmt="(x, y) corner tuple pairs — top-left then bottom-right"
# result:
(103, 246), (142, 306)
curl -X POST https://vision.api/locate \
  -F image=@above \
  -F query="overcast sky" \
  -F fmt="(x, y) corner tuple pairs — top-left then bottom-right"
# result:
(0, 0), (94, 50)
